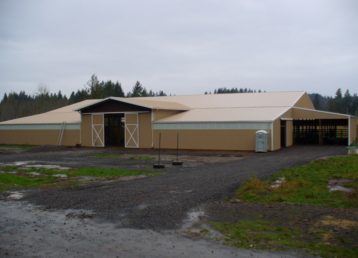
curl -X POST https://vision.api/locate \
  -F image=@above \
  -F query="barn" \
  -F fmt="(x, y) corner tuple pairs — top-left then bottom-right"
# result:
(0, 91), (357, 151)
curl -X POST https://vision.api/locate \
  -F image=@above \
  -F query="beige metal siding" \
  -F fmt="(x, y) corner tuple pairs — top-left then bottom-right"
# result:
(125, 113), (138, 124)
(138, 112), (152, 148)
(281, 109), (293, 119)
(0, 130), (80, 146)
(350, 118), (358, 144)
(272, 119), (281, 151)
(81, 114), (92, 147)
(153, 110), (182, 121)
(92, 114), (104, 124)
(294, 93), (315, 109)
(153, 129), (258, 151)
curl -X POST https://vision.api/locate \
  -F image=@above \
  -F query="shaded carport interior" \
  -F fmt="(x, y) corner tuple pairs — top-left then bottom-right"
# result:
(289, 107), (356, 146)
(293, 119), (348, 145)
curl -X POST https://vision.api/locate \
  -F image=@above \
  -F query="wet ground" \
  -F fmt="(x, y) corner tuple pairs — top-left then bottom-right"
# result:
(0, 201), (305, 258)
(0, 145), (347, 257)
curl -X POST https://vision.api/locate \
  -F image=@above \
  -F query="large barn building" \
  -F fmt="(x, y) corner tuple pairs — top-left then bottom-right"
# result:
(0, 91), (357, 151)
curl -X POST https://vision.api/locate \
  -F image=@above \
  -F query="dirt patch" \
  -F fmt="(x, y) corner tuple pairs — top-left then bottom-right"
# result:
(318, 215), (358, 230)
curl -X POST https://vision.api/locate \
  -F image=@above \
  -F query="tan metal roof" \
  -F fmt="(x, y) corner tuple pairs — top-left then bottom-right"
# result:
(0, 91), (310, 125)
(0, 99), (99, 125)
(109, 97), (189, 110)
(132, 91), (306, 109)
(155, 107), (291, 123)
(76, 91), (306, 111)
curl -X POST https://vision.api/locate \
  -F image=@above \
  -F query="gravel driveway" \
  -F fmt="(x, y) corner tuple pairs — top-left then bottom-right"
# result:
(0, 145), (345, 257)
(22, 145), (346, 230)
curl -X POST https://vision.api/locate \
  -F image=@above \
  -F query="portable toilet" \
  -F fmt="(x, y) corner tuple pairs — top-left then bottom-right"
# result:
(256, 130), (268, 152)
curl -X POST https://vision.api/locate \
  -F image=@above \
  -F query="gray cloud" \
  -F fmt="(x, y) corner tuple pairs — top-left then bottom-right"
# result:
(0, 0), (357, 97)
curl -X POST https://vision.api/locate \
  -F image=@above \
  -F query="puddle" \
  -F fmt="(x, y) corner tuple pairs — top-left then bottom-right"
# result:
(328, 179), (354, 193)
(25, 164), (70, 170)
(29, 172), (41, 176)
(328, 185), (354, 193)
(6, 171), (17, 174)
(13, 161), (33, 166)
(271, 177), (286, 189)
(0, 161), (70, 171)
(136, 204), (149, 210)
(53, 174), (68, 178)
(182, 208), (205, 229)
(6, 191), (24, 200)
(76, 176), (97, 182)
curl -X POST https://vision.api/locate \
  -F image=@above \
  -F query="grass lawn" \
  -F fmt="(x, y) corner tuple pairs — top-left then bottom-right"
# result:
(212, 155), (358, 258)
(0, 165), (157, 192)
(237, 155), (358, 208)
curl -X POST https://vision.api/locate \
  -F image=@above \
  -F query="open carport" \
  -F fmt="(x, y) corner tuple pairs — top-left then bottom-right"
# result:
(293, 119), (348, 145)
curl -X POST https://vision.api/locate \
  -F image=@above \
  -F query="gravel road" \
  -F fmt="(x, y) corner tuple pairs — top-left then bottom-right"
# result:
(23, 146), (346, 230)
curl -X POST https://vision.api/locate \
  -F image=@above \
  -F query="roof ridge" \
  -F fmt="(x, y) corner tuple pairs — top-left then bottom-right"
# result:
(191, 106), (292, 110)
(130, 90), (306, 99)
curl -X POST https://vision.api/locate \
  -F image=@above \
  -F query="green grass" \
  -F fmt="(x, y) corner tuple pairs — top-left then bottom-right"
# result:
(237, 155), (358, 208)
(212, 219), (357, 258)
(0, 173), (58, 192)
(0, 166), (157, 192)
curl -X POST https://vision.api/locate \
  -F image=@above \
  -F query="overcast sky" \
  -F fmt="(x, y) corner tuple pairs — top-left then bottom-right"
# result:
(0, 0), (357, 98)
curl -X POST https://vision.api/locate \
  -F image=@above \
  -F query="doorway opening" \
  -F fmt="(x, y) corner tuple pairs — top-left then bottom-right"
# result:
(104, 114), (124, 146)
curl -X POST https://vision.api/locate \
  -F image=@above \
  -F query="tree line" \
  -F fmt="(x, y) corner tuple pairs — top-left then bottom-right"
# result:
(309, 89), (358, 116)
(0, 74), (357, 122)
(0, 74), (166, 122)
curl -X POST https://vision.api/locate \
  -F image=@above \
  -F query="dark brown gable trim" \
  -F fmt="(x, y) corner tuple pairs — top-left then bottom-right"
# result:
(80, 99), (151, 113)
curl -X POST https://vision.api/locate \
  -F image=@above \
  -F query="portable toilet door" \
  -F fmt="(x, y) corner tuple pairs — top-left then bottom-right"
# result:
(256, 130), (268, 152)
